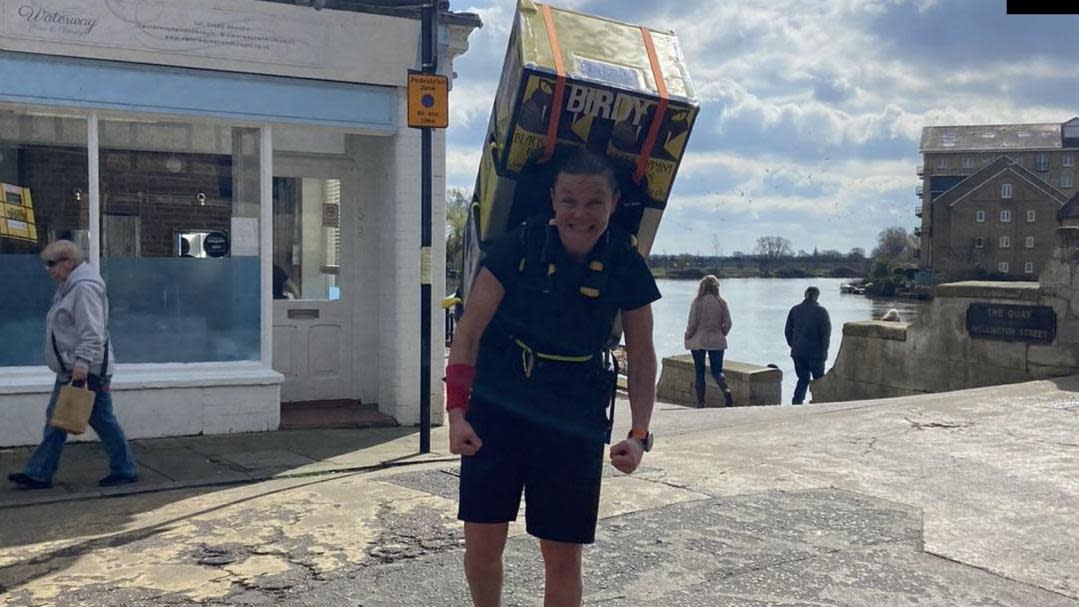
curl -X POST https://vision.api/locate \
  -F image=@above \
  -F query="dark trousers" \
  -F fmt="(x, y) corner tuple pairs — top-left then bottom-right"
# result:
(690, 349), (726, 394)
(792, 356), (825, 404)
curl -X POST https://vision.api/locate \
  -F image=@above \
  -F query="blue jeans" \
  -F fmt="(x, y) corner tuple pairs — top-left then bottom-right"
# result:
(691, 349), (727, 393)
(23, 377), (138, 483)
(792, 356), (825, 405)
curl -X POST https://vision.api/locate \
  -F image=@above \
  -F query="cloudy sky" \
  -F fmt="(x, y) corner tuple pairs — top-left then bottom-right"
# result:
(444, 0), (1078, 256)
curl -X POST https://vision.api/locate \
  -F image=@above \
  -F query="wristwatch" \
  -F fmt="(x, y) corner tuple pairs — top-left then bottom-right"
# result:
(628, 427), (653, 452)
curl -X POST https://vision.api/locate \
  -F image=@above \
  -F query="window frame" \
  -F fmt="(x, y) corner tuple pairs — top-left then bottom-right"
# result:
(1001, 183), (1013, 198)
(1000, 235), (1010, 249)
(1025, 236), (1035, 248)
(998, 261), (1009, 273)
(1000, 209), (1012, 223)
(1025, 261), (1034, 274)
(976, 209), (986, 223)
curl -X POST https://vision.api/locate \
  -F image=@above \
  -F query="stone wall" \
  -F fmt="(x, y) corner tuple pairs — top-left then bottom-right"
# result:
(813, 226), (1079, 403)
(657, 356), (782, 407)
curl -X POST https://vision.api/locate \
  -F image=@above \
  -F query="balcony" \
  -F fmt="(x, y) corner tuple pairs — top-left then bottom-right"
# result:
(913, 227), (923, 238)
(916, 184), (924, 197)
(917, 164), (924, 177)
(915, 205), (923, 217)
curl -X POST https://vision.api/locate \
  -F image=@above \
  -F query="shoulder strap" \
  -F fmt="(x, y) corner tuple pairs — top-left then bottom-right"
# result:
(50, 333), (67, 375)
(51, 334), (110, 377)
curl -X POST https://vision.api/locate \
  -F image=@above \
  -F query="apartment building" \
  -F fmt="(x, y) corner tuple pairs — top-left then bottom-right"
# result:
(918, 118), (1079, 278)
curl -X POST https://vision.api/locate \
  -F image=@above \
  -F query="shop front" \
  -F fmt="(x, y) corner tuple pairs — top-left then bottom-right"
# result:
(0, 0), (478, 446)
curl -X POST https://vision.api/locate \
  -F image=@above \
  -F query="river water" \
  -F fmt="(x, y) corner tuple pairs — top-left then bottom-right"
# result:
(651, 277), (928, 403)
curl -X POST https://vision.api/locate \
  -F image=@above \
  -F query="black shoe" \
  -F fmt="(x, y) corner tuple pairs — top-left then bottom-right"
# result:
(723, 390), (734, 407)
(8, 472), (53, 490)
(98, 474), (138, 487)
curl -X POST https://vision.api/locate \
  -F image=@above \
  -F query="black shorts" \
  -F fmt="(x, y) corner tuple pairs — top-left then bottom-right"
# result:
(458, 393), (606, 544)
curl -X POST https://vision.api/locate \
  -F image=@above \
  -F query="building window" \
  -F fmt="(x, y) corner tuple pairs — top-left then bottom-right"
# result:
(1064, 154), (1075, 167)
(1000, 236), (1010, 248)
(975, 237), (984, 248)
(1026, 236), (1035, 248)
(97, 118), (263, 363)
(976, 210), (986, 223)
(1001, 183), (1013, 198)
(998, 262), (1009, 273)
(962, 157), (973, 169)
(1025, 262), (1035, 274)
(1063, 173), (1074, 188)
(0, 109), (89, 366)
(936, 157), (948, 170)
(1035, 153), (1049, 171)
(1000, 209), (1012, 223)
(1027, 209), (1036, 222)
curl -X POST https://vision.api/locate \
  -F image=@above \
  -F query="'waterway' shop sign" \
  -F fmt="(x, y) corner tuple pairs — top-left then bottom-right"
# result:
(966, 303), (1056, 343)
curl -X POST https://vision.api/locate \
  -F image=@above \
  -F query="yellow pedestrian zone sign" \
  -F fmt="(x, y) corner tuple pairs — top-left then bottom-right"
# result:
(408, 71), (449, 129)
(0, 183), (37, 243)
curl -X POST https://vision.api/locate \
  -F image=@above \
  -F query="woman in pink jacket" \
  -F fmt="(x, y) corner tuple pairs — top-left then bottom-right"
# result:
(684, 275), (733, 406)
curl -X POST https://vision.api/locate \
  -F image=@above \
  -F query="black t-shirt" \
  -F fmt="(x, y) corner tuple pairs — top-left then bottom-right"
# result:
(480, 221), (661, 358)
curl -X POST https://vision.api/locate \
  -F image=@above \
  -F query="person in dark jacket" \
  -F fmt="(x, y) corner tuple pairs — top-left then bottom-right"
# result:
(784, 286), (831, 405)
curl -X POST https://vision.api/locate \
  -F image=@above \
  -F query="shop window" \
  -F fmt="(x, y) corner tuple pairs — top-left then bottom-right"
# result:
(272, 178), (342, 301)
(0, 108), (89, 367)
(99, 118), (261, 363)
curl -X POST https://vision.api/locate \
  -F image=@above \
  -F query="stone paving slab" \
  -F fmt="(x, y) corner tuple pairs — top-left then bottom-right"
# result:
(277, 489), (1078, 607)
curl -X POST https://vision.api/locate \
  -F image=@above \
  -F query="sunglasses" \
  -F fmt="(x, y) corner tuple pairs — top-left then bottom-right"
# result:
(44, 257), (68, 268)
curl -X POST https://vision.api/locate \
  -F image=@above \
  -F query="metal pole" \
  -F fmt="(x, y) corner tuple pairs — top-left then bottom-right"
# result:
(419, 0), (437, 453)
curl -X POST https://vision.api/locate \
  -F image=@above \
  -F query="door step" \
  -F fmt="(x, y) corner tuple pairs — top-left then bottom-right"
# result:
(280, 400), (398, 430)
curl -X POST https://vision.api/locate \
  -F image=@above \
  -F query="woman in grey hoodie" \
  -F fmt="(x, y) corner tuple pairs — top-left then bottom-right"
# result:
(684, 274), (734, 406)
(8, 241), (138, 490)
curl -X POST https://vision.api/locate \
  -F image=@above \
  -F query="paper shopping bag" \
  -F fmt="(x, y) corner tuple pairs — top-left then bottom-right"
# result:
(49, 382), (95, 434)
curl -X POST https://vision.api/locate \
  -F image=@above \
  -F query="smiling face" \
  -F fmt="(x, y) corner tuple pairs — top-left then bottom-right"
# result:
(550, 172), (620, 261)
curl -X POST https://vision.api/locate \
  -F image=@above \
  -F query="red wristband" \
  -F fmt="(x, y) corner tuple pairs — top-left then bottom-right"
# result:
(445, 364), (476, 411)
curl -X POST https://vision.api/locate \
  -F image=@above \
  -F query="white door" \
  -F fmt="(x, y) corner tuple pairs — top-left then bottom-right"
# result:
(271, 158), (354, 402)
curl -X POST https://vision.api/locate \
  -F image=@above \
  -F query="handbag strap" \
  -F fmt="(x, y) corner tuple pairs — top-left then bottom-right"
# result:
(51, 332), (109, 377)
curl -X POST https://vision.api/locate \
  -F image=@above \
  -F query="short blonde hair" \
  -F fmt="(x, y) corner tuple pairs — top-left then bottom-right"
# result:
(41, 240), (84, 264)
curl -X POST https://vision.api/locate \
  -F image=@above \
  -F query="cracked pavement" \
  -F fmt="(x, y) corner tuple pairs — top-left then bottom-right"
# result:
(1, 377), (1078, 605)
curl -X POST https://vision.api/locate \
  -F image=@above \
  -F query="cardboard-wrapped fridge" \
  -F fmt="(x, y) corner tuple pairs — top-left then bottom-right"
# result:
(462, 0), (699, 297)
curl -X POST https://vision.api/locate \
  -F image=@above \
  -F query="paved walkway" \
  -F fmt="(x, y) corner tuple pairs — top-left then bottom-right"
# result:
(1, 425), (453, 510)
(1, 377), (1077, 605)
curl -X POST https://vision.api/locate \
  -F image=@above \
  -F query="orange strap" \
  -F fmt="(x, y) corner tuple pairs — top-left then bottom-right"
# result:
(541, 4), (566, 162)
(635, 26), (669, 183)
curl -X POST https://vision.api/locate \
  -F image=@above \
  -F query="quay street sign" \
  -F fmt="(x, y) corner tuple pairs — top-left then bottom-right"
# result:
(966, 303), (1056, 344)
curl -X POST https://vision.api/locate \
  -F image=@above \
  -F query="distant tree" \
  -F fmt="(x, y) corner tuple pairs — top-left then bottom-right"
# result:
(754, 235), (793, 261)
(847, 247), (866, 261)
(755, 235), (793, 273)
(871, 227), (917, 263)
(820, 249), (843, 259)
(445, 188), (470, 281)
(796, 249), (811, 258)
